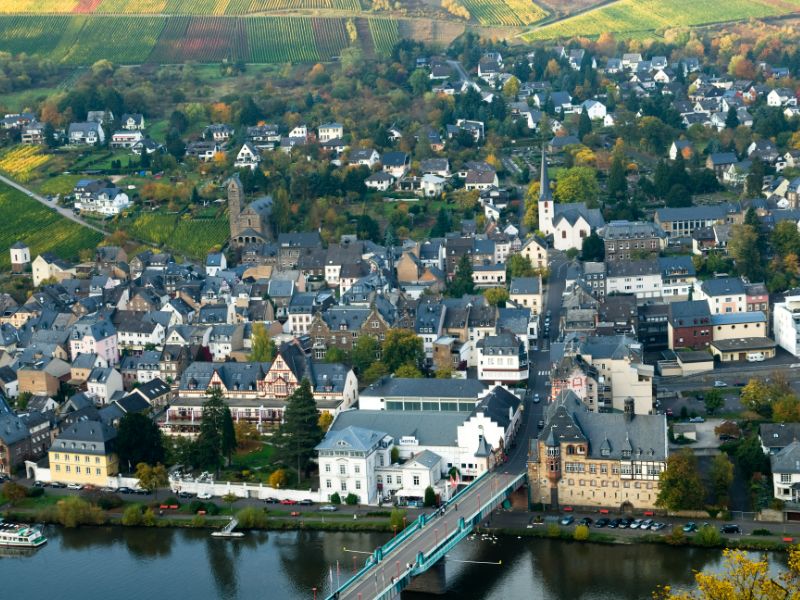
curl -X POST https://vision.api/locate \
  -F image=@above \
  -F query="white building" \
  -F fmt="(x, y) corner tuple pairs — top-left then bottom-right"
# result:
(110, 130), (144, 149)
(770, 441), (800, 503)
(476, 333), (528, 384)
(318, 122), (344, 143)
(86, 367), (124, 405)
(234, 142), (261, 170)
(606, 260), (662, 299)
(75, 187), (131, 216)
(774, 288), (800, 357)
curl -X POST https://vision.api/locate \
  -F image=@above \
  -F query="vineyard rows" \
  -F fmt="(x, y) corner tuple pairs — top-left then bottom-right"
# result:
(0, 0), (362, 13)
(0, 184), (103, 271)
(525, 0), (800, 40)
(0, 147), (51, 184)
(461, 0), (545, 26)
(125, 212), (229, 259)
(0, 14), (401, 64)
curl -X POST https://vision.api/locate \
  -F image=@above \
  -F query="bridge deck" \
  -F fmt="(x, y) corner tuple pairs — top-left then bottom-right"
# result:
(327, 471), (525, 600)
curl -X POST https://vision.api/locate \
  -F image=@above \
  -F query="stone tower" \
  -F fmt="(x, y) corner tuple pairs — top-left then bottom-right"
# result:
(538, 146), (554, 235)
(228, 174), (244, 240)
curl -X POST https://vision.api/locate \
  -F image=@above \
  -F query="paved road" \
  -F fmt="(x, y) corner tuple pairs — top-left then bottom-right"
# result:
(338, 471), (519, 600)
(0, 172), (106, 234)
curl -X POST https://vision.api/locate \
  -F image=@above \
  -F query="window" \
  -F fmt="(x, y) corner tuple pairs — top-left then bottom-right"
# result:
(355, 481), (361, 490)
(782, 473), (792, 483)
(354, 465), (360, 474)
(340, 482), (347, 492)
(326, 480), (332, 489)
(325, 464), (331, 473)
(339, 464), (346, 475)
(387, 475), (392, 484)
(95, 468), (101, 475)
(413, 475), (420, 486)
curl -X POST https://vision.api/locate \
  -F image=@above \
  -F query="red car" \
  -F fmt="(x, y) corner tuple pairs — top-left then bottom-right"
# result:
(280, 499), (297, 505)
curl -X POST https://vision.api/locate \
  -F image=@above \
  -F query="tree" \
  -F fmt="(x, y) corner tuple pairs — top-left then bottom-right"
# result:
(746, 157), (765, 196)
(709, 453), (733, 507)
(330, 492), (341, 505)
(573, 524), (590, 541)
(447, 254), (475, 297)
(121, 504), (144, 526)
(773, 394), (800, 422)
(345, 492), (359, 505)
(390, 508), (407, 530)
(772, 220), (800, 257)
(431, 207), (452, 237)
(362, 361), (389, 385)
(580, 232), (605, 262)
(274, 379), (322, 482)
(725, 106), (739, 129)
(194, 387), (235, 475)
(390, 447), (400, 464)
(607, 150), (627, 201)
(654, 547), (800, 600)
(351, 335), (379, 374)
(554, 167), (601, 207)
(116, 413), (165, 472)
(483, 287), (509, 307)
(2, 481), (27, 505)
(735, 435), (770, 480)
(665, 184), (691, 208)
(656, 448), (705, 511)
(325, 347), (348, 363)
(249, 322), (276, 363)
(578, 110), (592, 141)
(395, 363), (423, 378)
(703, 389), (723, 415)
(507, 254), (537, 278)
(714, 420), (741, 440)
(55, 496), (105, 528)
(503, 75), (520, 99)
(741, 378), (772, 416)
(423, 486), (437, 507)
(381, 329), (424, 373)
(727, 224), (763, 282)
(318, 411), (334, 432)
(268, 468), (288, 488)
(134, 463), (168, 500)
(409, 68), (429, 95)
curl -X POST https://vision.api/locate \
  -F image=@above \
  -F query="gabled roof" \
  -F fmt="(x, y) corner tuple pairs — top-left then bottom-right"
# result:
(316, 425), (389, 453)
(772, 441), (800, 474)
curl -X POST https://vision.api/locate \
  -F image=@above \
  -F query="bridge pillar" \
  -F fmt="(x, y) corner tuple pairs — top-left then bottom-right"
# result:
(404, 560), (447, 596)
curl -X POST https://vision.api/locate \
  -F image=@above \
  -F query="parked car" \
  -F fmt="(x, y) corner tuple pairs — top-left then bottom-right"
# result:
(595, 518), (610, 528)
(319, 505), (338, 512)
(67, 483), (83, 490)
(629, 519), (643, 529)
(197, 492), (212, 500)
(33, 481), (45, 488)
(538, 420), (545, 429)
(560, 515), (574, 526)
(298, 499), (314, 506)
(683, 522), (697, 532)
(527, 515), (544, 528)
(280, 499), (297, 505)
(652, 522), (667, 531)
(132, 488), (149, 495)
(640, 518), (654, 529)
(689, 416), (705, 423)
(50, 482), (66, 488)
(608, 518), (622, 528)
(619, 518), (633, 528)
(177, 491), (194, 499)
(533, 393), (540, 403)
(117, 486), (133, 494)
(721, 524), (741, 534)
(264, 497), (280, 504)
(579, 517), (593, 526)
(714, 380), (728, 388)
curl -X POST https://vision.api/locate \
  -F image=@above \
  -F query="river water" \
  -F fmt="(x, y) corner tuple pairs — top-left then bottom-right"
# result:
(0, 526), (782, 600)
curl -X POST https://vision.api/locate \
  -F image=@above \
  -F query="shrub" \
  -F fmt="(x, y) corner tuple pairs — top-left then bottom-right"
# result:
(390, 508), (407, 530)
(695, 524), (722, 547)
(122, 504), (144, 526)
(752, 528), (773, 536)
(665, 526), (686, 546)
(546, 524), (561, 538)
(345, 493), (359, 506)
(96, 492), (123, 510)
(55, 496), (105, 528)
(2, 481), (27, 505)
(27, 486), (44, 499)
(191, 515), (206, 528)
(163, 496), (180, 507)
(189, 500), (205, 514)
(236, 507), (267, 529)
(205, 503), (220, 516)
(424, 486), (436, 507)
(573, 524), (589, 541)
(142, 508), (156, 526)
(269, 469), (288, 489)
(330, 492), (341, 505)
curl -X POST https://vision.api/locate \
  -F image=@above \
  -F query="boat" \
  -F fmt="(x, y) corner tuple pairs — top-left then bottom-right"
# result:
(0, 522), (47, 548)
(211, 517), (244, 539)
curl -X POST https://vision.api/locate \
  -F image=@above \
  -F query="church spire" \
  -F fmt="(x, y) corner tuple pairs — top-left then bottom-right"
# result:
(539, 145), (552, 202)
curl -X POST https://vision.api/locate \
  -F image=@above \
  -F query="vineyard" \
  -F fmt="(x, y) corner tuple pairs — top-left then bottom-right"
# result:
(368, 18), (399, 55)
(461, 0), (546, 25)
(0, 0), (362, 13)
(0, 183), (104, 271)
(0, 14), (412, 64)
(0, 147), (51, 184)
(125, 211), (228, 259)
(524, 0), (800, 40)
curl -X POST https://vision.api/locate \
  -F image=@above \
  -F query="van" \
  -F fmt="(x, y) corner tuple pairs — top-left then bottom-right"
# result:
(747, 352), (765, 362)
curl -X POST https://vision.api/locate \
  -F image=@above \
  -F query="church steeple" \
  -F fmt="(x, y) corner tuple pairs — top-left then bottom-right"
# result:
(228, 174), (244, 241)
(539, 145), (552, 202)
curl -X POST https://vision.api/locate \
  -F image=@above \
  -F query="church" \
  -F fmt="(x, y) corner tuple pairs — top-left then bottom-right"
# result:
(537, 148), (604, 251)
(228, 174), (273, 247)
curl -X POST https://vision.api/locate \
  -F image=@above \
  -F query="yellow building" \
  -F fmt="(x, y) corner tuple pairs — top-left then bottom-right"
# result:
(528, 391), (668, 512)
(49, 421), (118, 486)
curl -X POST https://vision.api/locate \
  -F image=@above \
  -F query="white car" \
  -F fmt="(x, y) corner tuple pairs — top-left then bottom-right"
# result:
(533, 393), (540, 403)
(67, 483), (83, 490)
(713, 381), (728, 388)
(197, 492), (213, 500)
(319, 505), (338, 512)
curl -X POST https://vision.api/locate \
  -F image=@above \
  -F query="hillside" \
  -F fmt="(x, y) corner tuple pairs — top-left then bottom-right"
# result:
(523, 0), (800, 40)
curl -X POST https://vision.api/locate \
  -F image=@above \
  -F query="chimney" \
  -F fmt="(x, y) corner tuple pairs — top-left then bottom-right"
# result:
(624, 398), (634, 422)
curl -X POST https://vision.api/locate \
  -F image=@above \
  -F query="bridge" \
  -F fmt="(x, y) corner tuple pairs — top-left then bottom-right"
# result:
(326, 470), (526, 600)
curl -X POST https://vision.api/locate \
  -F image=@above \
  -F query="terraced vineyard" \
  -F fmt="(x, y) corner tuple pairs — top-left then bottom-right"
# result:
(126, 212), (229, 259)
(0, 14), (401, 64)
(368, 18), (399, 56)
(524, 0), (800, 40)
(247, 16), (320, 62)
(0, 183), (104, 271)
(0, 147), (51, 184)
(0, 0), (362, 13)
(461, 0), (547, 25)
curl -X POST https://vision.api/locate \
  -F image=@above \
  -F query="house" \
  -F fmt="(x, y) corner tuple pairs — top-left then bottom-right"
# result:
(654, 204), (740, 237)
(48, 420), (118, 486)
(580, 99), (607, 120)
(204, 124), (234, 142)
(349, 148), (380, 168)
(770, 441), (800, 506)
(520, 235), (549, 270)
(773, 288), (800, 357)
(420, 174), (445, 197)
(381, 152), (409, 178)
(73, 180), (131, 216)
(706, 152), (739, 178)
(599, 220), (666, 262)
(234, 142), (261, 170)
(32, 253), (76, 287)
(68, 122), (104, 145)
(365, 171), (394, 192)
(693, 277), (747, 314)
(120, 113), (145, 130)
(420, 158), (450, 178)
(659, 256), (696, 299)
(21, 121), (46, 145)
(476, 333), (528, 384)
(185, 141), (220, 162)
(120, 350), (162, 387)
(767, 88), (796, 107)
(509, 277), (543, 315)
(528, 391), (667, 511)
(760, 423), (800, 455)
(110, 130), (143, 149)
(465, 168), (498, 191)
(205, 252), (227, 277)
(0, 412), (33, 475)
(359, 377), (487, 411)
(131, 138), (162, 155)
(668, 300), (712, 350)
(86, 367), (123, 405)
(472, 263), (506, 288)
(606, 260), (662, 299)
(69, 318), (118, 366)
(318, 122), (344, 143)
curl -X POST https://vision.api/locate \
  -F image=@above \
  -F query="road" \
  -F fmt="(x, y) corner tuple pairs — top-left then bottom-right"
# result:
(338, 471), (519, 600)
(446, 60), (473, 88)
(0, 171), (106, 234)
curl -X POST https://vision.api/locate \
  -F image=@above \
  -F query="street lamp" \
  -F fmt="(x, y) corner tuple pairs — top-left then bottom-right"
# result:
(312, 587), (317, 600)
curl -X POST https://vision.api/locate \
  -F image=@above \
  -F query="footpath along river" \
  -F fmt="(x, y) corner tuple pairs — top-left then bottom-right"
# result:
(0, 526), (787, 599)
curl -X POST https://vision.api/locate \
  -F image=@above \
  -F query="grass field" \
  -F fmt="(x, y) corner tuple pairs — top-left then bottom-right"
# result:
(524, 0), (800, 40)
(0, 183), (104, 270)
(462, 0), (547, 25)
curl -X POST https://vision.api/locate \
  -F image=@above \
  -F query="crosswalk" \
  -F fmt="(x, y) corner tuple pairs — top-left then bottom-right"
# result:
(537, 370), (550, 377)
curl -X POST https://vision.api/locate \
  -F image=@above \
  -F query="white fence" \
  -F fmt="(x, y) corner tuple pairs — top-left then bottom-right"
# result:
(169, 477), (320, 502)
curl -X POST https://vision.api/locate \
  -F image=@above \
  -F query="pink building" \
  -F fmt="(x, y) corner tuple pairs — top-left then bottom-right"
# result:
(70, 319), (119, 366)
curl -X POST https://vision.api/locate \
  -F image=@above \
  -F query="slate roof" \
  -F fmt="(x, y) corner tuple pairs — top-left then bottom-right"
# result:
(509, 277), (540, 295)
(607, 259), (659, 278)
(477, 332), (522, 354)
(760, 423), (800, 450)
(669, 300), (711, 325)
(599, 220), (666, 240)
(472, 386), (521, 430)
(180, 361), (271, 392)
(52, 420), (116, 455)
(700, 277), (746, 297)
(316, 426), (389, 453)
(0, 413), (30, 445)
(361, 377), (486, 400)
(404, 449), (442, 470)
(553, 202), (605, 229)
(772, 441), (800, 474)
(710, 312), (766, 325)
(330, 410), (466, 447)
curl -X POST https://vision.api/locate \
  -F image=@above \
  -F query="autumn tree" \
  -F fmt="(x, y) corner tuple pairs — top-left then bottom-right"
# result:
(554, 166), (601, 207)
(249, 322), (276, 363)
(656, 448), (705, 511)
(503, 76), (520, 99)
(135, 463), (168, 499)
(318, 411), (334, 432)
(382, 329), (424, 373)
(395, 363), (423, 378)
(741, 378), (773, 416)
(727, 224), (763, 282)
(483, 287), (509, 307)
(709, 453), (734, 507)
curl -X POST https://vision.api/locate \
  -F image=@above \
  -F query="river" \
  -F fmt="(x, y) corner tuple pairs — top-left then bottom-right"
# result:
(0, 527), (783, 600)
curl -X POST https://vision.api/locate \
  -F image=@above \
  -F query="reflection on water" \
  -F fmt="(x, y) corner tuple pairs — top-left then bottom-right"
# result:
(0, 526), (786, 600)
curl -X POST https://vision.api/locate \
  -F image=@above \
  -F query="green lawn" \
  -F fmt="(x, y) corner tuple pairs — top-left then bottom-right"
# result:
(230, 444), (275, 471)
